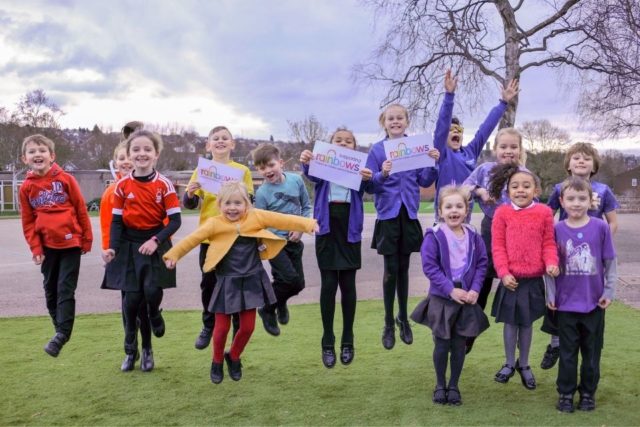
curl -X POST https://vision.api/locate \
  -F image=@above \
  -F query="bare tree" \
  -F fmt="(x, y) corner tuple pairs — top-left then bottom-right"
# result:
(577, 0), (640, 138)
(287, 115), (328, 144)
(519, 120), (571, 153)
(357, 0), (639, 130)
(12, 89), (65, 128)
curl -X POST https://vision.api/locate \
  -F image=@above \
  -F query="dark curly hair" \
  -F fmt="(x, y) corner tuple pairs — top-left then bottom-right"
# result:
(488, 163), (540, 200)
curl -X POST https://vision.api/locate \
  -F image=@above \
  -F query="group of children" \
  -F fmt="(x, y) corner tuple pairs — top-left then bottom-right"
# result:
(20, 70), (618, 413)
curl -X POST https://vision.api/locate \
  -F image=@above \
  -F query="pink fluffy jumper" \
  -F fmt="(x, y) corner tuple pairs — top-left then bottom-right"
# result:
(491, 203), (558, 279)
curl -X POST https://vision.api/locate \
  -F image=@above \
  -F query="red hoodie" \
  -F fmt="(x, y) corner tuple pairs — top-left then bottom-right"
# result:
(20, 163), (93, 256)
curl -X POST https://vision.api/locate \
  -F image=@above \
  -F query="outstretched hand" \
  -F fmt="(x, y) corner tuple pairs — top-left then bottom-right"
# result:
(501, 79), (520, 103)
(444, 69), (458, 93)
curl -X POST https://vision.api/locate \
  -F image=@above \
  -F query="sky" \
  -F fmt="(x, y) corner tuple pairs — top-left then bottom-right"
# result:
(0, 0), (637, 152)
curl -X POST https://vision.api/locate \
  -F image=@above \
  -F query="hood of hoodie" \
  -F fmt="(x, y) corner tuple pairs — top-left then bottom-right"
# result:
(25, 162), (63, 181)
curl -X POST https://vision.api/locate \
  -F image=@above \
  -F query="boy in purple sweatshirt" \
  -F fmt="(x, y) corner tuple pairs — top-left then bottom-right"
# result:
(432, 70), (519, 220)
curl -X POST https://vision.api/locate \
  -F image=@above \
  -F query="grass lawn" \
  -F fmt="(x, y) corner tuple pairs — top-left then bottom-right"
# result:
(1, 298), (639, 426)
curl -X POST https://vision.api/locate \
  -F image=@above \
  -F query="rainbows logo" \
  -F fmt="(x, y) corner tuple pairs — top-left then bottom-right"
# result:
(388, 142), (430, 159)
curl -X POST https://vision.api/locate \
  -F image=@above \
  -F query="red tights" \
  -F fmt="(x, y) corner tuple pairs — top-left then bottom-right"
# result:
(212, 309), (256, 363)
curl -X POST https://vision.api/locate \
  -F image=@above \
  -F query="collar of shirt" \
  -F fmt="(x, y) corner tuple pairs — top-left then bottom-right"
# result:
(511, 200), (537, 211)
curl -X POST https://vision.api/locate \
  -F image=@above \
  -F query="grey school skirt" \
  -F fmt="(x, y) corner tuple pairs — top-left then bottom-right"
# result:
(411, 295), (489, 339)
(491, 277), (545, 327)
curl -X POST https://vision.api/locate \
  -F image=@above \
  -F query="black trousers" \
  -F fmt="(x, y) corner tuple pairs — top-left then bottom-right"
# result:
(267, 240), (305, 311)
(41, 247), (81, 338)
(199, 243), (217, 330)
(557, 308), (605, 396)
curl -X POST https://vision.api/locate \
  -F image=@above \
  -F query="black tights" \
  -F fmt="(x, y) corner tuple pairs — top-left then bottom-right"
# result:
(383, 254), (411, 326)
(123, 287), (163, 354)
(433, 334), (467, 389)
(320, 269), (357, 348)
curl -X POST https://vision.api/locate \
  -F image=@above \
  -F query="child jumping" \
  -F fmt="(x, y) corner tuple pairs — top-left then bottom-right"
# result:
(102, 130), (181, 372)
(253, 143), (312, 336)
(183, 125), (254, 350)
(365, 103), (440, 350)
(489, 164), (559, 390)
(300, 127), (373, 368)
(163, 182), (317, 383)
(432, 69), (519, 220)
(540, 142), (619, 370)
(546, 177), (617, 413)
(20, 134), (93, 357)
(411, 185), (489, 406)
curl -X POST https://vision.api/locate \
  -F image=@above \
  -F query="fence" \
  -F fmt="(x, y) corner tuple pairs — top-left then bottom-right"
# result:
(0, 179), (22, 213)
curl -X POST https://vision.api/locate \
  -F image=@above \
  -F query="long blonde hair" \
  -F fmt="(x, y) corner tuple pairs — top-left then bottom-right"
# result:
(217, 182), (252, 209)
(493, 127), (527, 166)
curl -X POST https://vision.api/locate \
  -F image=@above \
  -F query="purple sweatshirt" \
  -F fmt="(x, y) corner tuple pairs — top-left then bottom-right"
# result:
(365, 138), (438, 220)
(421, 224), (488, 299)
(433, 92), (507, 214)
(301, 163), (364, 243)
(548, 180), (619, 221)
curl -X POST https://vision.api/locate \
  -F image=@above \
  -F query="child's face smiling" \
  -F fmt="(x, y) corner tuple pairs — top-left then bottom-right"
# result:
(221, 193), (248, 221)
(495, 134), (521, 164)
(439, 193), (467, 230)
(508, 172), (538, 208)
(257, 158), (285, 184)
(114, 147), (133, 176)
(332, 130), (355, 149)
(560, 188), (591, 221)
(568, 152), (594, 178)
(129, 136), (159, 174)
(207, 130), (235, 160)
(22, 142), (55, 176)
(383, 106), (408, 139)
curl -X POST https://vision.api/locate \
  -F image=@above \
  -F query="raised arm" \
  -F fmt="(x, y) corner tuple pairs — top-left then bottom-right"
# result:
(256, 209), (317, 234)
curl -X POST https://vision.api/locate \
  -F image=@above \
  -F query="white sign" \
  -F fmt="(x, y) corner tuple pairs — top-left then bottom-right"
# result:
(308, 141), (368, 191)
(196, 157), (245, 194)
(383, 134), (434, 174)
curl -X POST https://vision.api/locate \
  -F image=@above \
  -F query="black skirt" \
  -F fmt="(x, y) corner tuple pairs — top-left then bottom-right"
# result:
(411, 295), (489, 339)
(208, 236), (277, 314)
(315, 203), (361, 270)
(491, 277), (545, 327)
(371, 204), (423, 255)
(103, 239), (176, 291)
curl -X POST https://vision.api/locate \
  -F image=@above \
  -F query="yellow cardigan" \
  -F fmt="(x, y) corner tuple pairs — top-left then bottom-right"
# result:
(163, 208), (316, 272)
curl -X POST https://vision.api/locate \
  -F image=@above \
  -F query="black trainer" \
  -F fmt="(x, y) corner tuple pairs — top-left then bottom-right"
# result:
(322, 347), (336, 368)
(381, 325), (395, 350)
(44, 333), (68, 358)
(340, 345), (354, 365)
(224, 351), (242, 381)
(541, 344), (560, 370)
(140, 348), (154, 372)
(210, 362), (224, 384)
(150, 310), (165, 337)
(194, 327), (212, 350)
(121, 351), (138, 372)
(258, 307), (280, 336)
(557, 394), (575, 413)
(578, 393), (596, 411)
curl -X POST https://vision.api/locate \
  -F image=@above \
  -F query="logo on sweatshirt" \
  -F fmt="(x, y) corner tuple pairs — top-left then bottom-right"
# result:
(29, 180), (68, 208)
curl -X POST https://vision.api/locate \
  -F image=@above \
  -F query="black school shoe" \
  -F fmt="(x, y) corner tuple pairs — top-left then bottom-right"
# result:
(224, 351), (242, 381)
(277, 304), (290, 325)
(258, 307), (281, 336)
(515, 360), (537, 390)
(340, 345), (354, 365)
(541, 344), (560, 370)
(494, 364), (516, 383)
(322, 347), (337, 368)
(44, 332), (68, 357)
(447, 387), (462, 406)
(210, 362), (224, 384)
(140, 348), (154, 372)
(578, 393), (596, 411)
(432, 387), (447, 405)
(395, 317), (413, 345)
(121, 351), (139, 372)
(557, 394), (575, 413)
(381, 325), (395, 350)
(150, 310), (165, 337)
(194, 327), (212, 350)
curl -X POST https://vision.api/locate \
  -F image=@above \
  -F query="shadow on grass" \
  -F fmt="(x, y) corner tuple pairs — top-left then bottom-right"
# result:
(1, 297), (639, 426)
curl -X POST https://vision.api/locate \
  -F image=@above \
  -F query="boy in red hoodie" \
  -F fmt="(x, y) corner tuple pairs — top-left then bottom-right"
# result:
(19, 134), (93, 357)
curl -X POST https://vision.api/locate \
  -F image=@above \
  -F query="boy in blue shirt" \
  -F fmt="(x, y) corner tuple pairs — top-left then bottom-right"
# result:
(253, 144), (312, 336)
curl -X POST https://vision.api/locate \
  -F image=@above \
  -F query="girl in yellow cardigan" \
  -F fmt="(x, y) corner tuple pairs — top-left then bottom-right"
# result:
(164, 182), (317, 384)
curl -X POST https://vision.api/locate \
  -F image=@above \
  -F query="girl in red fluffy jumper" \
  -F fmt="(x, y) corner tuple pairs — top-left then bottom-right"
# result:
(489, 164), (559, 390)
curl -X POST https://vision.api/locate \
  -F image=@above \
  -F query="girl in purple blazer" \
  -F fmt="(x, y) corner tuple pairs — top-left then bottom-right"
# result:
(411, 185), (489, 406)
(300, 128), (373, 369)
